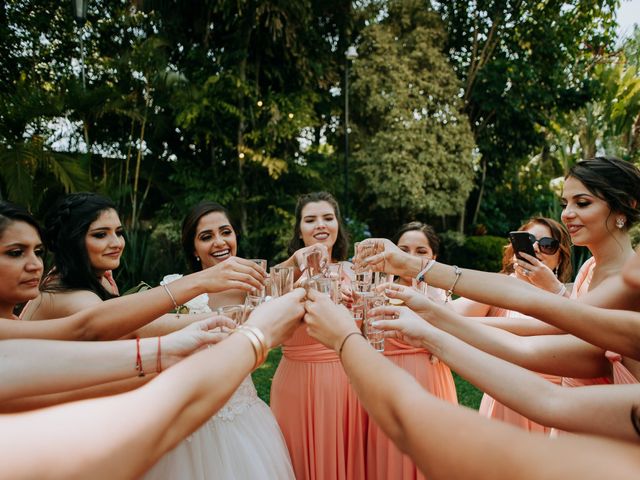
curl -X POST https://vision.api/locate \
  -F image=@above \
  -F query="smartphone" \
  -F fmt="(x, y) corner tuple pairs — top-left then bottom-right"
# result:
(508, 231), (538, 260)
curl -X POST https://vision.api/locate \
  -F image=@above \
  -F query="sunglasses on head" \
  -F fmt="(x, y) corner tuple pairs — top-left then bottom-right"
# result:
(524, 234), (560, 255)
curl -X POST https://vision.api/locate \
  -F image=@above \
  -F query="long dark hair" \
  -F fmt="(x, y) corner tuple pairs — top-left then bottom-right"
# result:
(501, 217), (572, 283)
(567, 156), (640, 229)
(43, 193), (119, 301)
(0, 201), (43, 241)
(287, 192), (349, 261)
(392, 221), (441, 257)
(181, 201), (236, 272)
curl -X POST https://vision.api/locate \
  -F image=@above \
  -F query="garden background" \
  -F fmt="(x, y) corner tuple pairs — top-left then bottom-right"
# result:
(2, 0), (640, 408)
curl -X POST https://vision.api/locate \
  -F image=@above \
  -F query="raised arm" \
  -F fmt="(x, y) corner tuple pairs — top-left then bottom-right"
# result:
(0, 289), (306, 480)
(371, 305), (640, 442)
(383, 284), (610, 379)
(0, 256), (265, 341)
(357, 239), (640, 359)
(0, 317), (232, 404)
(303, 291), (640, 480)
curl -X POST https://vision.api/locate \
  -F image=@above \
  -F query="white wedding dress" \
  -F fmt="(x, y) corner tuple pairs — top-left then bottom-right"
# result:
(143, 276), (295, 480)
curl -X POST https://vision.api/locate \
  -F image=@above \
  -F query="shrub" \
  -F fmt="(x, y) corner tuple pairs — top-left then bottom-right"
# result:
(439, 231), (507, 273)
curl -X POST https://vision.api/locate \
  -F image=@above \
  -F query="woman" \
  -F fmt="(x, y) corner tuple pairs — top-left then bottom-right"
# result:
(270, 191), (366, 480)
(0, 290), (306, 480)
(21, 192), (123, 320)
(302, 289), (640, 480)
(366, 221), (457, 480)
(454, 217), (571, 433)
(355, 157), (640, 388)
(0, 200), (265, 344)
(144, 200), (295, 480)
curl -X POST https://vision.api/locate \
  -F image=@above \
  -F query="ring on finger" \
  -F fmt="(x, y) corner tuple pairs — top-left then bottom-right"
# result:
(522, 268), (530, 276)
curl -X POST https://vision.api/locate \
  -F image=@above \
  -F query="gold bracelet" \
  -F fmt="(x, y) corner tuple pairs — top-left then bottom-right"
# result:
(234, 328), (262, 370)
(338, 331), (364, 360)
(236, 325), (269, 369)
(240, 325), (268, 366)
(445, 266), (462, 304)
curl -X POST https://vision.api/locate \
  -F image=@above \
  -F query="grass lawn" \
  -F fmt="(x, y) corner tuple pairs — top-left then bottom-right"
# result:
(253, 347), (483, 410)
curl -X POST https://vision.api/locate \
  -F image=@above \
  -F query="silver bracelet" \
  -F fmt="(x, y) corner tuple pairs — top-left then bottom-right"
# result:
(445, 266), (462, 304)
(162, 283), (180, 311)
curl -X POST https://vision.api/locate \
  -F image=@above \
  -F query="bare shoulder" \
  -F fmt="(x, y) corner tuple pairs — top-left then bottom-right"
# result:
(29, 290), (103, 319)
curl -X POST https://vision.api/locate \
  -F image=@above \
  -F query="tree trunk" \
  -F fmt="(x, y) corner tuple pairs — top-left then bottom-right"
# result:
(470, 157), (487, 227)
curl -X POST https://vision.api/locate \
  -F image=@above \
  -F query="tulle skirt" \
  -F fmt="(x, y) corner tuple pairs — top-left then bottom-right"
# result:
(144, 378), (294, 480)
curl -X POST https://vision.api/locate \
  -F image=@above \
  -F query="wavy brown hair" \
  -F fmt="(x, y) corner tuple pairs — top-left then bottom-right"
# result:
(287, 192), (349, 261)
(501, 217), (572, 283)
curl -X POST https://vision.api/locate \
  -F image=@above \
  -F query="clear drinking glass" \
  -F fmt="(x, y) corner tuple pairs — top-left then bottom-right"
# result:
(308, 277), (332, 295)
(248, 259), (268, 297)
(303, 249), (324, 279)
(363, 294), (386, 352)
(270, 266), (294, 298)
(241, 295), (264, 324)
(220, 304), (243, 325)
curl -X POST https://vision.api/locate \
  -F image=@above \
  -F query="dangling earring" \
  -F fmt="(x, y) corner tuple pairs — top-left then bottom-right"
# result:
(616, 217), (626, 229)
(553, 267), (558, 278)
(196, 256), (201, 262)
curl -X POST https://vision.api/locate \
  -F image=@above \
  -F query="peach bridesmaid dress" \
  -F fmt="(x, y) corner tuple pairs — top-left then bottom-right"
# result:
(270, 324), (367, 480)
(478, 306), (562, 434)
(366, 334), (458, 480)
(561, 257), (610, 387)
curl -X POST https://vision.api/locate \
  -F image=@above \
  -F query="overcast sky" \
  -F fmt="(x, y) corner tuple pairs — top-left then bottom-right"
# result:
(616, 0), (640, 42)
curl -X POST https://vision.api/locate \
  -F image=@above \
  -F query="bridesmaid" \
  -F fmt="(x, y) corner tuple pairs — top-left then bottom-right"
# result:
(21, 192), (123, 320)
(366, 221), (457, 480)
(270, 191), (367, 480)
(454, 217), (572, 433)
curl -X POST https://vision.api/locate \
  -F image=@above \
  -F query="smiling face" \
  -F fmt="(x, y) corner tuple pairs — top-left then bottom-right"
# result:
(397, 230), (435, 259)
(299, 201), (339, 255)
(84, 209), (125, 275)
(193, 211), (237, 269)
(0, 221), (44, 308)
(561, 176), (617, 247)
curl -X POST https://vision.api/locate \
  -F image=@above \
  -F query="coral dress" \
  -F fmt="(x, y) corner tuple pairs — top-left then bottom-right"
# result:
(478, 305), (562, 433)
(561, 257), (610, 388)
(144, 275), (294, 480)
(366, 287), (457, 480)
(270, 324), (367, 480)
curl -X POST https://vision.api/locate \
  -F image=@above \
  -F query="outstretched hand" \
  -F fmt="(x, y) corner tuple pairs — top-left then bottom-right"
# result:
(292, 244), (330, 275)
(201, 256), (267, 293)
(353, 238), (419, 277)
(378, 282), (435, 317)
(245, 288), (306, 348)
(304, 288), (358, 351)
(161, 315), (236, 368)
(367, 305), (432, 349)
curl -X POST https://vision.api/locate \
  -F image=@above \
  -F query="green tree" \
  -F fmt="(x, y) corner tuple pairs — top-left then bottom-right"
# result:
(350, 0), (476, 235)
(434, 0), (619, 232)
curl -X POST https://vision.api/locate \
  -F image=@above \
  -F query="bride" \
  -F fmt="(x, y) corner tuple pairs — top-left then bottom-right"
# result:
(144, 200), (294, 479)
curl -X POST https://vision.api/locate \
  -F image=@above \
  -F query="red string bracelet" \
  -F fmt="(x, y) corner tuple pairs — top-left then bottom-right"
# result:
(156, 336), (162, 373)
(135, 336), (145, 377)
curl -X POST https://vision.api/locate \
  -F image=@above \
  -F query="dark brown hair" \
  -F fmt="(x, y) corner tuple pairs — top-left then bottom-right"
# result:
(181, 201), (235, 272)
(392, 221), (440, 257)
(287, 192), (349, 261)
(566, 156), (640, 229)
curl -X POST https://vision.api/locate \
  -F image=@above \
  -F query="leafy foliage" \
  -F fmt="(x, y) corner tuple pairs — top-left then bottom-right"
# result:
(350, 1), (476, 235)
